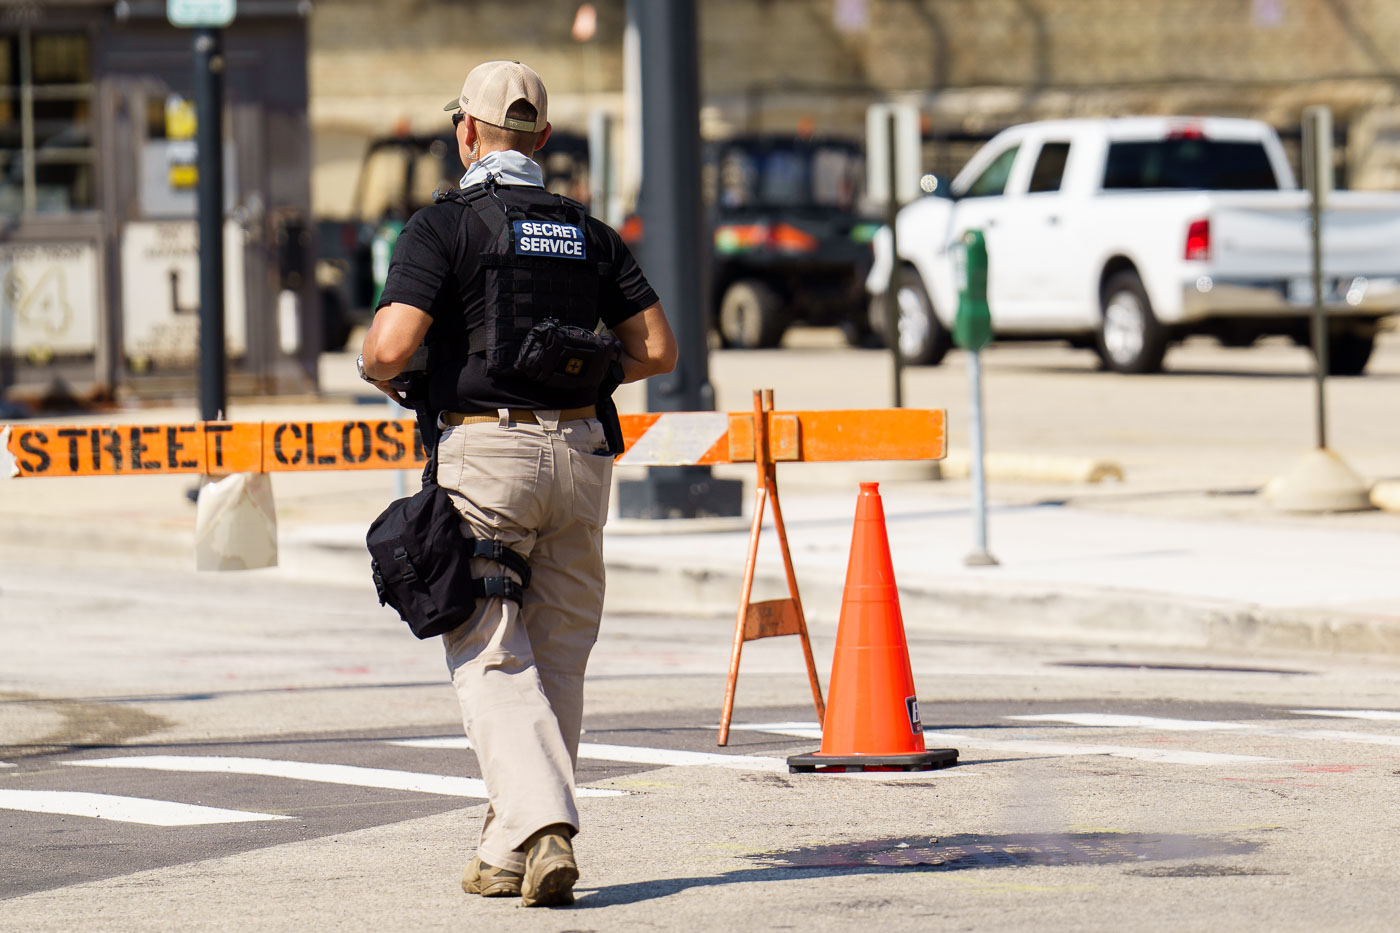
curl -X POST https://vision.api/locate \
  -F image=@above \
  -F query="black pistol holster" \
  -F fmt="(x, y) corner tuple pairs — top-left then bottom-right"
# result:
(595, 358), (626, 455)
(366, 475), (531, 640)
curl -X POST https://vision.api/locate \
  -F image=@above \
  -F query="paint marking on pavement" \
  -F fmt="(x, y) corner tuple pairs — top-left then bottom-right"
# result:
(1010, 713), (1400, 748)
(0, 761), (13, 768)
(65, 756), (625, 798)
(1007, 713), (1252, 732)
(728, 722), (1288, 766)
(388, 736), (790, 772)
(1289, 729), (1400, 747)
(1291, 709), (1400, 722)
(0, 789), (292, 826)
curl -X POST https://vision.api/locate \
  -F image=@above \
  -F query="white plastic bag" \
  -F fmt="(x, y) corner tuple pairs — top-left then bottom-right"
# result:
(194, 472), (278, 571)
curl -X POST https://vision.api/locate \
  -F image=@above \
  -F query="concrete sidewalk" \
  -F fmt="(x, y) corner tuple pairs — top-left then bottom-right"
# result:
(3, 398), (1398, 658)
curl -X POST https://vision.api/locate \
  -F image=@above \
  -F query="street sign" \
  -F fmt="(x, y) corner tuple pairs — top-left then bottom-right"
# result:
(865, 103), (921, 206)
(168, 0), (236, 28)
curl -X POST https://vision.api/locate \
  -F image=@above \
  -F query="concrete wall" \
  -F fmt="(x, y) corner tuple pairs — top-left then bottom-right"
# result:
(308, 0), (1400, 216)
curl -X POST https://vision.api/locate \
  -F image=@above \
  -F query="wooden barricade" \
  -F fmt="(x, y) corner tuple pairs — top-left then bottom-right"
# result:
(2, 398), (947, 743)
(717, 390), (824, 746)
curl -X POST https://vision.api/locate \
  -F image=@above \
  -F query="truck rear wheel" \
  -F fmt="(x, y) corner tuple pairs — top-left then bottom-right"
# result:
(718, 279), (787, 349)
(1098, 271), (1167, 374)
(1320, 331), (1375, 376)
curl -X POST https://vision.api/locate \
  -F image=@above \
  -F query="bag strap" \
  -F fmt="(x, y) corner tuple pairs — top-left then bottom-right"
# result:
(471, 575), (524, 605)
(465, 535), (532, 588)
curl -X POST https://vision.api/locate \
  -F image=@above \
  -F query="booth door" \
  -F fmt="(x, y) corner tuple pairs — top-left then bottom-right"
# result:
(109, 66), (269, 383)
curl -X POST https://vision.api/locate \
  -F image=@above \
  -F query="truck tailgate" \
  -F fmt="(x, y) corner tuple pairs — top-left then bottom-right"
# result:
(1209, 190), (1400, 280)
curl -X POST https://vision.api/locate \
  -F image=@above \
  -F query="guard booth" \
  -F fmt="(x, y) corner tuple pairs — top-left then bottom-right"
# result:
(0, 1), (315, 407)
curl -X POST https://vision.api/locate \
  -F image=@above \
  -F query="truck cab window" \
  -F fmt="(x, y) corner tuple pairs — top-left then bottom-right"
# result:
(0, 30), (95, 215)
(1028, 142), (1071, 193)
(962, 145), (1020, 198)
(1103, 139), (1278, 190)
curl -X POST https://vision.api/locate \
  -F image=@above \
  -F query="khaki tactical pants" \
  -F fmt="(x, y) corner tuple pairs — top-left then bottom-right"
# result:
(436, 411), (613, 873)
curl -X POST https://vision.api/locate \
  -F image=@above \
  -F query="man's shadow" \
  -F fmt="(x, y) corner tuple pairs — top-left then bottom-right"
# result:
(570, 830), (1257, 907)
(572, 864), (928, 908)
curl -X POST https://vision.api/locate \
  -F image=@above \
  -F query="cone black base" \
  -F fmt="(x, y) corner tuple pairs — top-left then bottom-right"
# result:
(786, 748), (959, 773)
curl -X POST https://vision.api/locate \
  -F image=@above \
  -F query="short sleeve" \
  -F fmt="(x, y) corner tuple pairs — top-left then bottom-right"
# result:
(375, 206), (456, 316)
(593, 221), (660, 329)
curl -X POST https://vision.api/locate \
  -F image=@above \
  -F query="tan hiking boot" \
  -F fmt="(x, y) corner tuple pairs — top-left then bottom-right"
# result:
(461, 856), (522, 897)
(520, 824), (578, 907)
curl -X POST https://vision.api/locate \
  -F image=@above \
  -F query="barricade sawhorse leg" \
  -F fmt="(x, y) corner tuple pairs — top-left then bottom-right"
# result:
(717, 389), (825, 747)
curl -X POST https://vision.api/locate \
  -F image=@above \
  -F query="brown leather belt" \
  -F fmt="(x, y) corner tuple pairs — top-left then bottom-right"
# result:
(442, 406), (597, 426)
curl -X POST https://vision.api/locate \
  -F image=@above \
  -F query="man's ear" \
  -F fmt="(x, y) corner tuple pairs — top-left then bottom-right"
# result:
(461, 116), (480, 164)
(533, 122), (553, 152)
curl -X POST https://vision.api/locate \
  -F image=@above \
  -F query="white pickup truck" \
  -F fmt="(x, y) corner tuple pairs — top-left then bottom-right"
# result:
(867, 116), (1400, 374)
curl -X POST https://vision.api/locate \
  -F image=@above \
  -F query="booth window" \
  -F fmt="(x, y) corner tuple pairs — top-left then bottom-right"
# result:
(0, 30), (95, 215)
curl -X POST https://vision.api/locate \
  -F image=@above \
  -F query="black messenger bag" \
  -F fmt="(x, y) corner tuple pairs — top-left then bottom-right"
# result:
(366, 481), (531, 639)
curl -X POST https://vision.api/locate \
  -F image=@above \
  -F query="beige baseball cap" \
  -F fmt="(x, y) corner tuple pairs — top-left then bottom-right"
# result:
(443, 60), (548, 133)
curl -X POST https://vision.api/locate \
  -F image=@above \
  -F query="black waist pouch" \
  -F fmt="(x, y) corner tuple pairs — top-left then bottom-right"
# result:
(366, 482), (530, 639)
(514, 318), (622, 390)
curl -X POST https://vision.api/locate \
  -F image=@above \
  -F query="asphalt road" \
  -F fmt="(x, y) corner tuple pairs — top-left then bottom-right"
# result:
(3, 552), (1399, 930)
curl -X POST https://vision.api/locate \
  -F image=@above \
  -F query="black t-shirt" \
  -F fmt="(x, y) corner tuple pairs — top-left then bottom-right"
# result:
(376, 185), (659, 413)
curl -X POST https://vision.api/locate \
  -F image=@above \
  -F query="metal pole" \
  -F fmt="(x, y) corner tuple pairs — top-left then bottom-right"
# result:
(618, 0), (740, 518)
(588, 110), (613, 225)
(194, 28), (226, 422)
(1304, 109), (1329, 450)
(964, 347), (997, 566)
(884, 111), (904, 408)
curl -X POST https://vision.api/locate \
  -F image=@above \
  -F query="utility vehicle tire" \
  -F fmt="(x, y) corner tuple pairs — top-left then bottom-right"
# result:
(718, 279), (787, 349)
(320, 287), (352, 353)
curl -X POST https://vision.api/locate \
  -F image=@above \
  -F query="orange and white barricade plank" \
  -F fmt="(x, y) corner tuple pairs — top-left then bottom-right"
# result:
(4, 409), (943, 477)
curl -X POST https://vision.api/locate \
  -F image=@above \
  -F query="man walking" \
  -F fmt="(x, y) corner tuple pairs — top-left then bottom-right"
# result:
(358, 60), (676, 907)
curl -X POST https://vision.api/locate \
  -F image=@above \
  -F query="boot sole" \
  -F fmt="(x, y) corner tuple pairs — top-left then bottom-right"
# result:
(464, 879), (521, 897)
(521, 859), (578, 907)
(462, 861), (522, 897)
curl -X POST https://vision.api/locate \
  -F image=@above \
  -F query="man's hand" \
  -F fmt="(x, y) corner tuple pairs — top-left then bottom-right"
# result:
(366, 378), (409, 406)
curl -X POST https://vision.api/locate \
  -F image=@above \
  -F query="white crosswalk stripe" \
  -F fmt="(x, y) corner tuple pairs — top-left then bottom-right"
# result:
(65, 756), (626, 798)
(0, 789), (291, 826)
(1009, 713), (1400, 748)
(1291, 709), (1400, 722)
(728, 721), (1294, 766)
(388, 736), (790, 772)
(8, 708), (1385, 828)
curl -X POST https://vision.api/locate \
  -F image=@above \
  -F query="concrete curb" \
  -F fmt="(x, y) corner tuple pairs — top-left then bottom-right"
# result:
(1371, 480), (1400, 513)
(941, 449), (1125, 484)
(601, 560), (1400, 659)
(6, 516), (1398, 660)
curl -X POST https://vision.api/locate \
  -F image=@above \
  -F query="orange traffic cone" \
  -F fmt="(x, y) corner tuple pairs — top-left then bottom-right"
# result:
(787, 483), (958, 773)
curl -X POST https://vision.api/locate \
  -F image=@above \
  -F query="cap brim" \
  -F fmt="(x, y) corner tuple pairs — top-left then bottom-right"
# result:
(443, 99), (461, 112)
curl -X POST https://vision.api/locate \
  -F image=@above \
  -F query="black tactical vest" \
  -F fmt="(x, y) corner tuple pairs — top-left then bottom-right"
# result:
(436, 181), (618, 392)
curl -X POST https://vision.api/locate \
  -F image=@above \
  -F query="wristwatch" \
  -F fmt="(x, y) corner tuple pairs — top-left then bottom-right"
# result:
(356, 354), (375, 383)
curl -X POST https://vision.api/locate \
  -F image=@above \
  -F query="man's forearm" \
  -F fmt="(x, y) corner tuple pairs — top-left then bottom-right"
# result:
(619, 351), (671, 384)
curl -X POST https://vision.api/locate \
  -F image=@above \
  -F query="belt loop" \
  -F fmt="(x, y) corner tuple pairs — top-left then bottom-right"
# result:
(537, 409), (561, 433)
(497, 407), (510, 428)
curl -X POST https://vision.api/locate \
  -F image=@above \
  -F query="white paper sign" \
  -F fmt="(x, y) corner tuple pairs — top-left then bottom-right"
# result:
(120, 220), (247, 367)
(0, 241), (100, 355)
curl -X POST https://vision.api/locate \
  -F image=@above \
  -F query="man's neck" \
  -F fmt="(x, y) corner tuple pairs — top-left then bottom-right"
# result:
(479, 146), (532, 160)
(461, 149), (544, 189)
